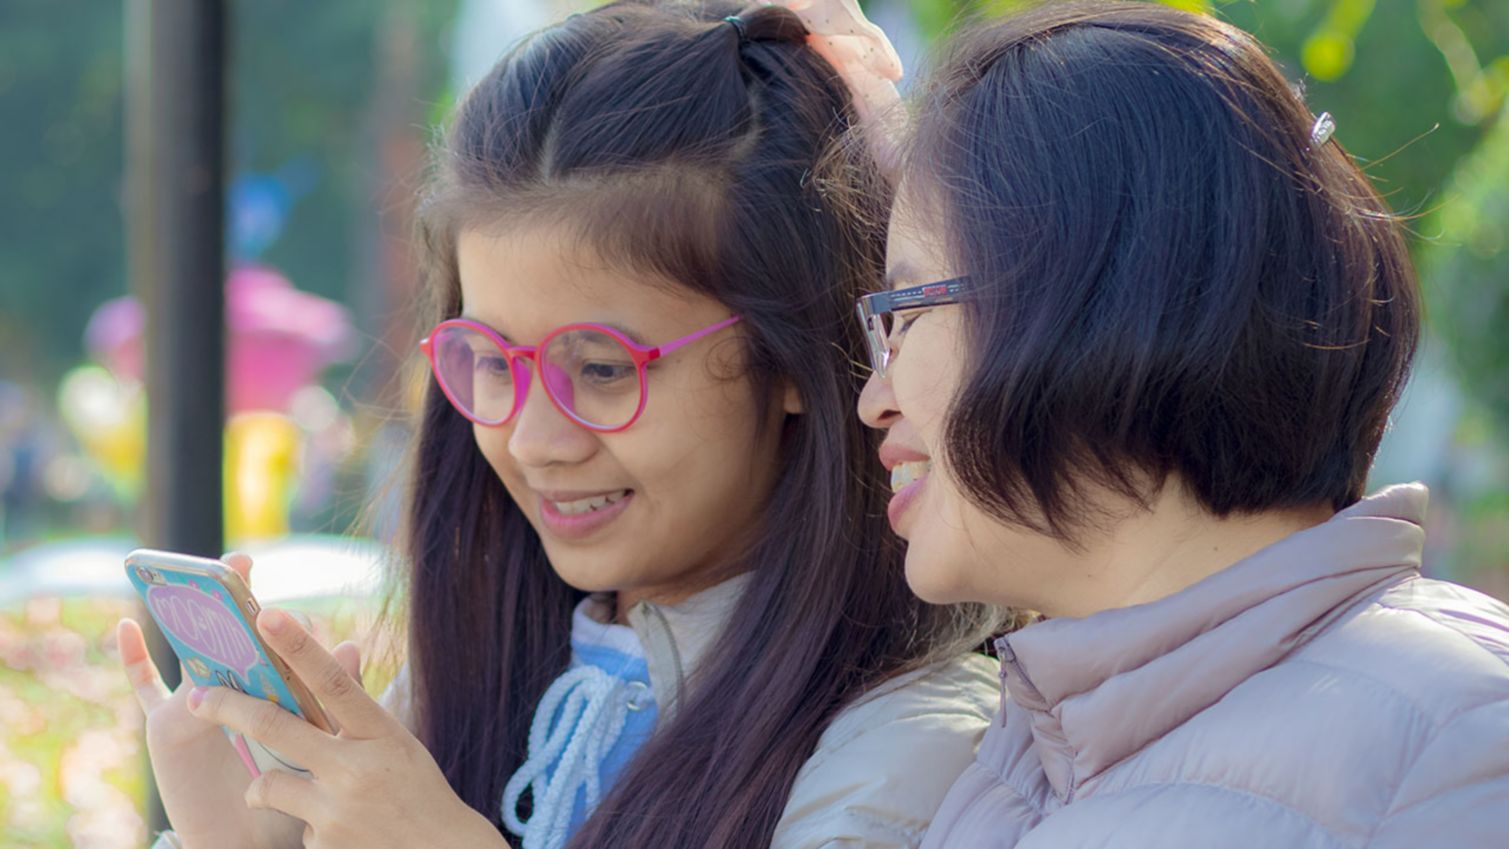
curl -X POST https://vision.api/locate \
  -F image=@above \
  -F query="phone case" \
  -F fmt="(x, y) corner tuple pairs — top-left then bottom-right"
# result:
(125, 548), (329, 778)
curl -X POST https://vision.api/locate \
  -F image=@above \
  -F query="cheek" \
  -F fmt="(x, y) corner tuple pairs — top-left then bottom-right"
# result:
(608, 433), (677, 489)
(471, 424), (516, 481)
(901, 464), (978, 603)
(641, 408), (772, 500)
(634, 384), (782, 526)
(890, 324), (967, 448)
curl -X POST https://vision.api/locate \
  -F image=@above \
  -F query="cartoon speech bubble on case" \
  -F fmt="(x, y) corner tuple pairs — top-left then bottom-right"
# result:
(147, 584), (261, 676)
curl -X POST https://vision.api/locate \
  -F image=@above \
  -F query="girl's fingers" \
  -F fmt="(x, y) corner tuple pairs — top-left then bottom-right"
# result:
(244, 767), (320, 823)
(256, 609), (392, 738)
(189, 686), (335, 768)
(117, 618), (171, 711)
(221, 551), (254, 586)
(332, 641), (363, 688)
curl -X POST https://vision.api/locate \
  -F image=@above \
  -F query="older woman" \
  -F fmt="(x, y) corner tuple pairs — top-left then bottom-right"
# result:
(857, 2), (1509, 846)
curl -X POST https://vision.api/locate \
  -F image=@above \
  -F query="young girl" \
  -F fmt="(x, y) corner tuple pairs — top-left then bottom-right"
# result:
(858, 2), (1509, 846)
(118, 2), (1005, 848)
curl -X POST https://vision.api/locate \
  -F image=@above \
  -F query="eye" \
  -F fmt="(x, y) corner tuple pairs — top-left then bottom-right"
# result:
(888, 311), (926, 347)
(474, 354), (511, 377)
(579, 361), (636, 386)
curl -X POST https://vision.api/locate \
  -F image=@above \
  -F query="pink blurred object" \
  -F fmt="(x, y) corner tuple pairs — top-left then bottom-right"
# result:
(84, 266), (353, 413)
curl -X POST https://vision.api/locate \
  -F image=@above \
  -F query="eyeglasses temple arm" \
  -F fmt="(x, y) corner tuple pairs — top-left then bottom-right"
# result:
(651, 315), (744, 359)
(883, 277), (971, 310)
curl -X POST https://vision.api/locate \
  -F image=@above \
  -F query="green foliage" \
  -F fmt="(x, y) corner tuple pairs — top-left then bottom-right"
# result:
(0, 1), (457, 389)
(3, 0), (1507, 429)
(1300, 0), (1376, 81)
(0, 3), (125, 389)
(897, 0), (1509, 432)
(1423, 106), (1509, 426)
(0, 3), (1506, 843)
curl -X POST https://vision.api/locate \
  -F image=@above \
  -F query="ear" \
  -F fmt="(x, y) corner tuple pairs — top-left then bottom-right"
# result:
(780, 379), (804, 415)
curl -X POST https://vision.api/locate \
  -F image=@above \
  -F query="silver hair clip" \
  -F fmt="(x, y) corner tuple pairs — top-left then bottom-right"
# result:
(1310, 112), (1337, 147)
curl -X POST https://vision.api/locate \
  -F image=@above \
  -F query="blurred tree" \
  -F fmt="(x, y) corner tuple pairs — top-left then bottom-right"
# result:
(907, 0), (1509, 431)
(0, 3), (124, 388)
(3, 0), (1507, 430)
(0, 1), (456, 389)
(1423, 106), (1509, 429)
(912, 0), (1508, 216)
(1217, 1), (1509, 225)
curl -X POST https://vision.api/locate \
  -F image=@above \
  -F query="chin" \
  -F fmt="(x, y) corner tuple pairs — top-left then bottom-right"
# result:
(901, 544), (971, 605)
(538, 546), (627, 594)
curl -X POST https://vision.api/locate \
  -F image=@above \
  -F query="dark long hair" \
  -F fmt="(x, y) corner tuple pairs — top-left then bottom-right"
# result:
(401, 2), (1001, 846)
(906, 1), (1420, 541)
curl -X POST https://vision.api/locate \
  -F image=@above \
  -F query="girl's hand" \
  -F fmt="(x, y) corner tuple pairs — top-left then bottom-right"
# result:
(187, 607), (507, 849)
(118, 553), (304, 849)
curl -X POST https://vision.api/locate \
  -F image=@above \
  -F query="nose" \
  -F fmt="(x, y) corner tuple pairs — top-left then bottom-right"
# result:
(857, 370), (900, 431)
(506, 362), (598, 468)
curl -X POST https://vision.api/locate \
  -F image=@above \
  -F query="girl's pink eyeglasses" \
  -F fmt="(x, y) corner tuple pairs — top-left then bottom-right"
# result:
(420, 316), (742, 433)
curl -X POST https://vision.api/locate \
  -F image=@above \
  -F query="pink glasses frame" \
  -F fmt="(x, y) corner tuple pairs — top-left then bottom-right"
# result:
(420, 315), (743, 433)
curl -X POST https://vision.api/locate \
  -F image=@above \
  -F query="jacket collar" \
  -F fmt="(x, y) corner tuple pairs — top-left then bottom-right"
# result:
(997, 483), (1428, 801)
(579, 572), (755, 718)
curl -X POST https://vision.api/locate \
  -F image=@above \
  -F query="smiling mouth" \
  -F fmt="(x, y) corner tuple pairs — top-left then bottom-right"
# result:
(890, 461), (931, 493)
(546, 489), (631, 516)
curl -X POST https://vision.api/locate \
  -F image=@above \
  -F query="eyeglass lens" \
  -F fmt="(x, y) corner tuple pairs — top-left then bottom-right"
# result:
(430, 324), (644, 429)
(864, 310), (897, 375)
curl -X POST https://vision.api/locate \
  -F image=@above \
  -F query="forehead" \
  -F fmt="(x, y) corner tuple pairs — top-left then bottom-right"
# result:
(455, 223), (724, 341)
(886, 178), (954, 290)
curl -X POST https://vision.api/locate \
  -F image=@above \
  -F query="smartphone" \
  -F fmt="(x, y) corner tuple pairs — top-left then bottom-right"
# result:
(125, 548), (332, 777)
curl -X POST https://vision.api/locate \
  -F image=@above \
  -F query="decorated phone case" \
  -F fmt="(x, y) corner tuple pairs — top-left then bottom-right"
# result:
(125, 548), (331, 778)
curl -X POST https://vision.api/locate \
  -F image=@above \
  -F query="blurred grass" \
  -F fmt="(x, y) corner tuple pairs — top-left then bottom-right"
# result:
(0, 595), (393, 849)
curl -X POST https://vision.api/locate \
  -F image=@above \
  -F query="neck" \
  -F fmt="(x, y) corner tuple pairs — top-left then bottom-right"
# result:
(1037, 482), (1333, 619)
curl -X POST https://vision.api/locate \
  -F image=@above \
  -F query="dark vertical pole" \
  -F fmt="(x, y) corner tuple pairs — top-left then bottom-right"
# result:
(127, 0), (228, 835)
(354, 4), (422, 405)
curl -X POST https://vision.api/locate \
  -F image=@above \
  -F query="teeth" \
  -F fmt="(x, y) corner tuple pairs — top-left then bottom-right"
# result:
(890, 461), (931, 493)
(551, 489), (629, 516)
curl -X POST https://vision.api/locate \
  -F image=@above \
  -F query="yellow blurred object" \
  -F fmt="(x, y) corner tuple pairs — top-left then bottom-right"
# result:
(56, 364), (146, 501)
(225, 412), (301, 541)
(1300, 0), (1377, 82)
(1302, 31), (1353, 81)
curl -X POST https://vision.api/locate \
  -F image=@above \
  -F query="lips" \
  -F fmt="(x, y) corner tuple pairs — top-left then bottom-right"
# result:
(886, 465), (928, 534)
(546, 489), (629, 515)
(878, 440), (932, 536)
(535, 488), (635, 540)
(878, 440), (930, 472)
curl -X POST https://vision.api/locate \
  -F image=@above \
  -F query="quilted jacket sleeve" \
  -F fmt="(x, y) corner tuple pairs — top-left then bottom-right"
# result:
(770, 656), (1000, 849)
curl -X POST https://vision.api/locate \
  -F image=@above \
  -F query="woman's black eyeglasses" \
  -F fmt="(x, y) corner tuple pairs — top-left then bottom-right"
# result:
(855, 276), (971, 378)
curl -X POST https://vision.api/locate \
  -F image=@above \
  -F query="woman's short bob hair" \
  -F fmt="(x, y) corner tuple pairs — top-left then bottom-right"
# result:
(905, 0), (1421, 541)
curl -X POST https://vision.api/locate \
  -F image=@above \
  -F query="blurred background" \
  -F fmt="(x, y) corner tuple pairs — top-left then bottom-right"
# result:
(1, 0), (1507, 846)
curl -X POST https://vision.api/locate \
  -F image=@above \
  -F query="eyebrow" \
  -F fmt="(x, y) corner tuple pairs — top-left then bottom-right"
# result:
(884, 260), (921, 291)
(457, 312), (512, 343)
(593, 321), (648, 346)
(456, 313), (649, 346)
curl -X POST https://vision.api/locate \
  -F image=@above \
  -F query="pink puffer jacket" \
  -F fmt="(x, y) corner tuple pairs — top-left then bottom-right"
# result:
(922, 484), (1509, 848)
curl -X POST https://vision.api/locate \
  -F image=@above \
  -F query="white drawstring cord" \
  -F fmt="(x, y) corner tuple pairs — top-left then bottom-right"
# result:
(501, 665), (636, 849)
